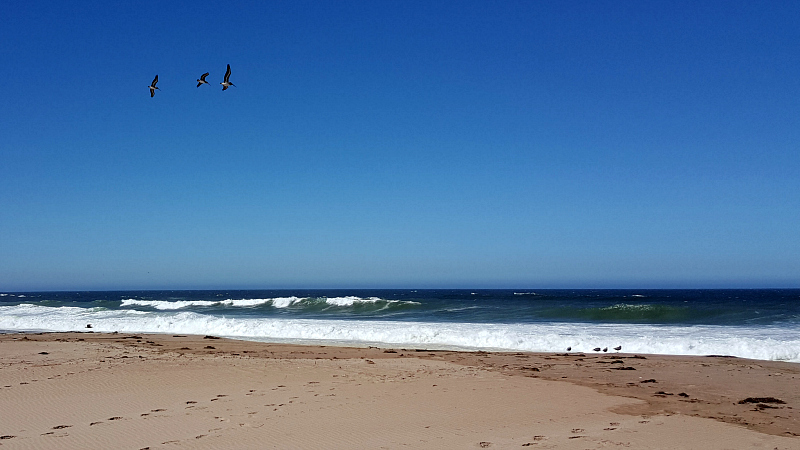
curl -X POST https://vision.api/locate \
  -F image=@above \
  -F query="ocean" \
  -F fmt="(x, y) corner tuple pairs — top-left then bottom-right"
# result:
(1, 289), (799, 362)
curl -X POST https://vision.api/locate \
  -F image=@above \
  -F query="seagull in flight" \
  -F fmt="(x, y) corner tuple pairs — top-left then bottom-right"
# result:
(221, 64), (235, 90)
(149, 75), (160, 97)
(197, 72), (209, 87)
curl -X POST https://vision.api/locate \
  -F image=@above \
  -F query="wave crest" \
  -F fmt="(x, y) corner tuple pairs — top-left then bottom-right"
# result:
(120, 296), (418, 311)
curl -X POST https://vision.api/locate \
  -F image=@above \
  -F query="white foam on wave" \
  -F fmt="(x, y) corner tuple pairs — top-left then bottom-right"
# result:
(120, 296), (413, 310)
(120, 297), (309, 310)
(323, 296), (418, 308)
(269, 297), (303, 308)
(601, 304), (658, 312)
(325, 296), (378, 306)
(2, 304), (799, 362)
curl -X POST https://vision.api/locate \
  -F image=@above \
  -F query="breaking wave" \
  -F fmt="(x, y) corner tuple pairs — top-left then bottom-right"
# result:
(2, 303), (799, 362)
(120, 296), (418, 311)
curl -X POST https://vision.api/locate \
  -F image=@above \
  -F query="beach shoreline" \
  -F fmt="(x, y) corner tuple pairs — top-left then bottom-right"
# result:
(1, 332), (798, 448)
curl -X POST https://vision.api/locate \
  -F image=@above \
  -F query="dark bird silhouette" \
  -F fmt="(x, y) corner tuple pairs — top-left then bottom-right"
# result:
(149, 75), (159, 97)
(602, 347), (608, 352)
(614, 346), (622, 351)
(197, 72), (209, 87)
(566, 347), (571, 352)
(593, 347), (601, 352)
(221, 64), (235, 90)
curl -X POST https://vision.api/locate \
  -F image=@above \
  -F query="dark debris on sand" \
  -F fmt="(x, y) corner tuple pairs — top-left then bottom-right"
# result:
(738, 397), (786, 405)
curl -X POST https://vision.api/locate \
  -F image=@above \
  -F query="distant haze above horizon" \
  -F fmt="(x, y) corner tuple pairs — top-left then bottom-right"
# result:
(2, 1), (799, 291)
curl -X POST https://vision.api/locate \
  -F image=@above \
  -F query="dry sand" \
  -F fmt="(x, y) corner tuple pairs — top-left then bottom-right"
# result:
(0, 332), (798, 449)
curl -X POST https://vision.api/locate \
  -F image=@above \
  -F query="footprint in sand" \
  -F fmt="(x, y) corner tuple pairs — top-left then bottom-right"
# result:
(522, 436), (547, 445)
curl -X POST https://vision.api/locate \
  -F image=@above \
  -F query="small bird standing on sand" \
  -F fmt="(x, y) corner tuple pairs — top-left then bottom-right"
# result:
(602, 347), (608, 352)
(149, 75), (159, 97)
(221, 64), (235, 90)
(566, 347), (571, 352)
(197, 72), (209, 87)
(614, 346), (622, 351)
(593, 347), (601, 352)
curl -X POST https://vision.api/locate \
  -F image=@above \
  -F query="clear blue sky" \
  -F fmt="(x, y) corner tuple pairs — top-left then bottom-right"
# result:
(2, 1), (799, 290)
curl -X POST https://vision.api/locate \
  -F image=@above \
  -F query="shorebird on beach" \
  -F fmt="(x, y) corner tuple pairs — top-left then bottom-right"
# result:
(221, 64), (235, 90)
(149, 75), (159, 97)
(197, 72), (209, 87)
(614, 346), (622, 351)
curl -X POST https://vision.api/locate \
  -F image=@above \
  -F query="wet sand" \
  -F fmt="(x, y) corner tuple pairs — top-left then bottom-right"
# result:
(0, 332), (798, 449)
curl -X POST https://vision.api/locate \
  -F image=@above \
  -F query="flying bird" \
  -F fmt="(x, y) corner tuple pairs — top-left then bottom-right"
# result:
(197, 72), (209, 87)
(149, 75), (159, 97)
(221, 64), (235, 90)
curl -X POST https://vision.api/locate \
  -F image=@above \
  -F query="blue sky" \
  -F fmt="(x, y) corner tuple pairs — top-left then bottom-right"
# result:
(2, 1), (799, 290)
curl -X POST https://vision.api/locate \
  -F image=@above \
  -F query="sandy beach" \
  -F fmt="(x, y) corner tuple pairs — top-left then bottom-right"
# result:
(0, 332), (798, 449)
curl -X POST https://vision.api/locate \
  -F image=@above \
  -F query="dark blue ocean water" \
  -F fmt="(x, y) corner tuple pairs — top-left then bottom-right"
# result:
(2, 289), (799, 361)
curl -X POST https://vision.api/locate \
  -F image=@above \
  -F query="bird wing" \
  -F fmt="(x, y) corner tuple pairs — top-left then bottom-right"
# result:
(224, 64), (231, 81)
(152, 75), (158, 86)
(197, 81), (202, 87)
(150, 88), (155, 97)
(201, 72), (208, 81)
(222, 84), (228, 91)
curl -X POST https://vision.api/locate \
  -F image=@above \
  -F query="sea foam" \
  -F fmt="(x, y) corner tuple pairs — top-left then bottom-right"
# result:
(120, 296), (412, 310)
(1, 303), (799, 362)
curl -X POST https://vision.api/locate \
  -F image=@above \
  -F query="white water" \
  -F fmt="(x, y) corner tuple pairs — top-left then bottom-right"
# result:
(2, 304), (799, 362)
(120, 296), (412, 310)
